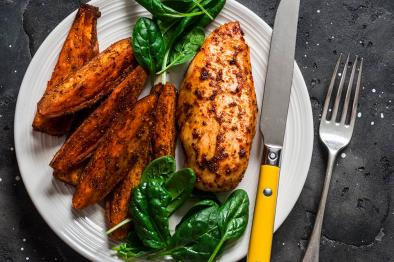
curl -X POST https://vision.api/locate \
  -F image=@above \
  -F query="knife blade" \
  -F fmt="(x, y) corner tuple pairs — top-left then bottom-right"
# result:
(260, 0), (300, 150)
(248, 0), (300, 261)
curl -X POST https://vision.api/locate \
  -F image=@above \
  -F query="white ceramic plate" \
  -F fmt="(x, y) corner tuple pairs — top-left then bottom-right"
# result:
(14, 0), (313, 261)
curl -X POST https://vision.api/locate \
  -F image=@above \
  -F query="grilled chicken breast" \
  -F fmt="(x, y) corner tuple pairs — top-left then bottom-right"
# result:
(177, 21), (257, 192)
(32, 4), (100, 135)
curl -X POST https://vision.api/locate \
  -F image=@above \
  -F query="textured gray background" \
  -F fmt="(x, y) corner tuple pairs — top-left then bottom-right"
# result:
(0, 0), (393, 261)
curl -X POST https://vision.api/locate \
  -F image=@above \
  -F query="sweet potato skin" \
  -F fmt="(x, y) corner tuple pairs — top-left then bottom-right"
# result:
(52, 160), (88, 186)
(72, 95), (157, 209)
(105, 83), (177, 240)
(152, 82), (177, 158)
(106, 139), (151, 240)
(32, 4), (100, 135)
(38, 38), (136, 117)
(50, 66), (148, 171)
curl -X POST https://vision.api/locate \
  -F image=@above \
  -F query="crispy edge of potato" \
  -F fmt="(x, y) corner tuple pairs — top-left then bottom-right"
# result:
(106, 138), (151, 240)
(32, 115), (75, 136)
(152, 82), (177, 158)
(72, 94), (157, 209)
(37, 38), (135, 117)
(52, 159), (89, 186)
(50, 66), (148, 171)
(32, 4), (101, 136)
(150, 82), (163, 96)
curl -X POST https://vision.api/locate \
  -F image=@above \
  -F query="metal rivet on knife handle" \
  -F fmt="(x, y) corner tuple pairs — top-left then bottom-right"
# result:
(263, 188), (273, 197)
(269, 152), (277, 161)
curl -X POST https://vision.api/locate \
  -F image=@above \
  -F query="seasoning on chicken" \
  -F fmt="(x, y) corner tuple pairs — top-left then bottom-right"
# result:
(177, 21), (257, 192)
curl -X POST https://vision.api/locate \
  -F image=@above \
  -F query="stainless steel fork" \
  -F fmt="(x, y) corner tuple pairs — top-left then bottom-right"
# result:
(302, 54), (363, 262)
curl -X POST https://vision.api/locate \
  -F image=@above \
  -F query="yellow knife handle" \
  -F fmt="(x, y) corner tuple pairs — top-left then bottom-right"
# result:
(248, 164), (280, 262)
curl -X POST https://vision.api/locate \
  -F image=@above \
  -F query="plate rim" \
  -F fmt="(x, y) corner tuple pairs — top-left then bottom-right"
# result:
(14, 0), (313, 261)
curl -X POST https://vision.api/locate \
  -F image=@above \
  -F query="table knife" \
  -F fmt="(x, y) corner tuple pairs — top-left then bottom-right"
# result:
(248, 0), (300, 261)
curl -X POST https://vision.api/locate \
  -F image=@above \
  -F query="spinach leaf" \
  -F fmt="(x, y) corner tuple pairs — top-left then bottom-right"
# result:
(162, 0), (196, 12)
(159, 27), (205, 73)
(132, 17), (165, 77)
(129, 158), (197, 251)
(131, 181), (172, 249)
(141, 156), (176, 183)
(113, 243), (143, 259)
(218, 190), (249, 240)
(135, 0), (204, 21)
(157, 15), (199, 83)
(208, 189), (249, 262)
(156, 2), (200, 42)
(159, 0), (225, 67)
(170, 204), (221, 261)
(194, 0), (226, 28)
(191, 189), (222, 205)
(113, 232), (150, 259)
(177, 199), (219, 226)
(165, 168), (197, 214)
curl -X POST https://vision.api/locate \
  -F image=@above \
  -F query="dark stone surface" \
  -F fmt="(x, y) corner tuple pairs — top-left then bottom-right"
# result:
(0, 0), (393, 261)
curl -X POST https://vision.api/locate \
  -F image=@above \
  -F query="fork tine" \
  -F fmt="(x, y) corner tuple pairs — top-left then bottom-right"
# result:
(322, 54), (342, 121)
(331, 54), (350, 121)
(350, 58), (363, 127)
(341, 56), (358, 124)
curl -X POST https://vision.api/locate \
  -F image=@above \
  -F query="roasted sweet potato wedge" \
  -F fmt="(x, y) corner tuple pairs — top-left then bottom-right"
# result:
(52, 160), (88, 186)
(38, 38), (136, 117)
(152, 82), (177, 158)
(150, 82), (162, 96)
(50, 66), (148, 171)
(106, 139), (151, 240)
(32, 4), (100, 135)
(105, 83), (176, 240)
(72, 95), (157, 209)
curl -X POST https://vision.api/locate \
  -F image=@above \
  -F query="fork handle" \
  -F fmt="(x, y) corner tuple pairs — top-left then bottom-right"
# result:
(303, 151), (337, 262)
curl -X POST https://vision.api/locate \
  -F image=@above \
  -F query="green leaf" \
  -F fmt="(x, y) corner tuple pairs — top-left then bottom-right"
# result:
(191, 0), (214, 20)
(162, 0), (197, 13)
(131, 181), (172, 249)
(141, 156), (176, 184)
(160, 0), (225, 58)
(165, 168), (196, 214)
(194, 0), (226, 28)
(132, 17), (165, 76)
(170, 204), (221, 261)
(126, 159), (197, 256)
(160, 1), (204, 48)
(177, 199), (219, 226)
(113, 232), (150, 259)
(135, 0), (204, 21)
(135, 0), (184, 20)
(159, 27), (205, 73)
(191, 189), (222, 205)
(207, 189), (249, 262)
(218, 189), (249, 240)
(155, 0), (224, 79)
